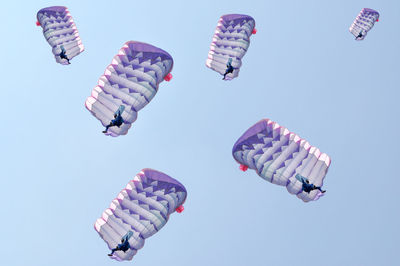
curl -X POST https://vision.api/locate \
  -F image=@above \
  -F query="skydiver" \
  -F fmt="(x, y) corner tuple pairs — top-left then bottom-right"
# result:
(295, 174), (326, 194)
(59, 45), (70, 64)
(103, 105), (125, 133)
(108, 231), (133, 256)
(356, 30), (364, 40)
(223, 58), (234, 80)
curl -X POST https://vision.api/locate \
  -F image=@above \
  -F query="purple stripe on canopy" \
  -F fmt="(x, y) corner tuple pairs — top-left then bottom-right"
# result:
(139, 168), (187, 194)
(221, 14), (255, 27)
(37, 6), (68, 18)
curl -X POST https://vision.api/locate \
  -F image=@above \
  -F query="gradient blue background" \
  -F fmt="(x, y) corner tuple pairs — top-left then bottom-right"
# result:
(0, 0), (399, 265)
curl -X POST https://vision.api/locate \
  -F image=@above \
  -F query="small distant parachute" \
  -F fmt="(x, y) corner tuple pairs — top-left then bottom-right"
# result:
(95, 168), (187, 261)
(349, 8), (379, 41)
(36, 6), (84, 64)
(232, 119), (331, 202)
(85, 41), (174, 137)
(206, 14), (256, 80)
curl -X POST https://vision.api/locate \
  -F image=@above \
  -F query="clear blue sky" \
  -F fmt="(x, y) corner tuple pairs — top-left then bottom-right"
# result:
(0, 0), (399, 265)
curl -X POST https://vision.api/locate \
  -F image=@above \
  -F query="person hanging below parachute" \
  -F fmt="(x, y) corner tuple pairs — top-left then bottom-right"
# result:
(59, 45), (70, 64)
(223, 58), (234, 80)
(295, 174), (326, 194)
(108, 231), (133, 257)
(355, 30), (364, 40)
(103, 105), (125, 134)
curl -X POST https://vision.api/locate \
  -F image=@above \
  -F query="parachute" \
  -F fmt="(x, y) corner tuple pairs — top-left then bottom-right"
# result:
(232, 119), (331, 202)
(94, 168), (187, 261)
(85, 41), (174, 137)
(36, 6), (84, 64)
(206, 14), (256, 80)
(349, 8), (379, 40)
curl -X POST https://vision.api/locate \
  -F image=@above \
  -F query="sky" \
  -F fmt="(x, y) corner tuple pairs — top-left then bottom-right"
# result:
(0, 0), (399, 265)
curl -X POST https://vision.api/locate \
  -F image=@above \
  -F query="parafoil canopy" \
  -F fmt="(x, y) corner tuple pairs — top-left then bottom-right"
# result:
(349, 8), (379, 40)
(36, 6), (84, 64)
(206, 14), (256, 80)
(85, 41), (174, 137)
(232, 119), (331, 202)
(95, 168), (187, 261)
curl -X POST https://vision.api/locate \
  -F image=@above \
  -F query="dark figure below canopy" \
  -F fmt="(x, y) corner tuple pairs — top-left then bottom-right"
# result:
(295, 174), (326, 194)
(223, 58), (234, 80)
(59, 45), (70, 64)
(108, 231), (133, 257)
(103, 105), (125, 133)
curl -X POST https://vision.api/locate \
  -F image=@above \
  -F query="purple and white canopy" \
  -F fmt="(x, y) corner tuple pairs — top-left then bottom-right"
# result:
(206, 14), (256, 80)
(36, 6), (84, 64)
(85, 41), (174, 137)
(232, 119), (331, 202)
(349, 8), (379, 40)
(95, 168), (187, 261)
